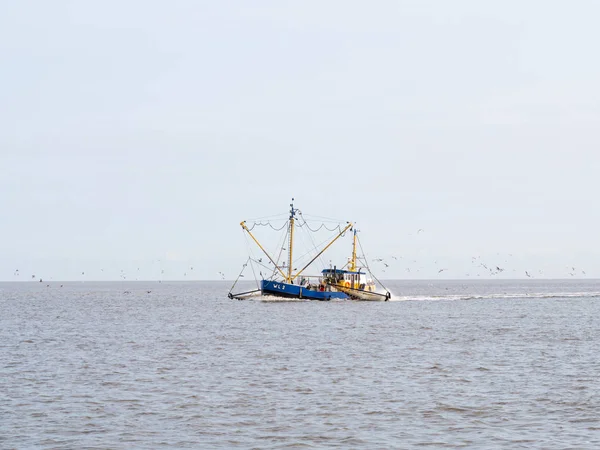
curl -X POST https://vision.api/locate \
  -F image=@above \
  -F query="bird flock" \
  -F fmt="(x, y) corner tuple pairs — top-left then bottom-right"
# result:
(369, 253), (587, 279)
(365, 229), (588, 279)
(8, 229), (590, 283)
(9, 263), (218, 286)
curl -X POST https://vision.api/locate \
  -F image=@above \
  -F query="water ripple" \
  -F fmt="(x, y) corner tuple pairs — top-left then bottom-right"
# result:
(1, 280), (600, 448)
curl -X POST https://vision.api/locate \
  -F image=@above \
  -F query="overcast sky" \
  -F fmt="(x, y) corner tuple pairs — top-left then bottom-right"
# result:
(1, 1), (599, 281)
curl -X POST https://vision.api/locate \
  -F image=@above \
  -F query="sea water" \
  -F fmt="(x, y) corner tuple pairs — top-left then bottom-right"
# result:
(1, 279), (599, 448)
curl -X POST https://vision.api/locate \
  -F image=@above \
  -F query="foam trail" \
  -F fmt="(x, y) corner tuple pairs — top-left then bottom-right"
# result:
(260, 295), (311, 302)
(388, 291), (600, 302)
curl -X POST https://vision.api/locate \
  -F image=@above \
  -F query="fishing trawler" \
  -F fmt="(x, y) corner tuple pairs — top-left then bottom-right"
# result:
(228, 200), (391, 301)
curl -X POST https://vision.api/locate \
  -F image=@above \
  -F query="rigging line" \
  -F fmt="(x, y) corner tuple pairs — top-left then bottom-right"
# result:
(357, 234), (389, 292)
(296, 221), (323, 232)
(298, 214), (339, 270)
(293, 225), (341, 268)
(271, 227), (289, 279)
(250, 258), (275, 275)
(266, 221), (288, 231)
(297, 211), (343, 232)
(244, 217), (288, 280)
(292, 228), (348, 274)
(299, 222), (331, 232)
(243, 229), (277, 286)
(241, 233), (262, 287)
(295, 225), (320, 269)
(248, 221), (288, 230)
(298, 213), (347, 223)
(229, 257), (250, 294)
(247, 213), (289, 222)
(248, 257), (259, 291)
(243, 231), (261, 263)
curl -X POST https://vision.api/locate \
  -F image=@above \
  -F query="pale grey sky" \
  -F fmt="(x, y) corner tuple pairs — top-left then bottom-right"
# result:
(1, 1), (599, 281)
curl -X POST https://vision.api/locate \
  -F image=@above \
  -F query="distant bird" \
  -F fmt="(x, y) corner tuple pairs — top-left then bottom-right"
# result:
(258, 258), (262, 263)
(373, 258), (383, 262)
(81, 272), (84, 275)
(32, 275), (35, 279)
(582, 270), (586, 275)
(525, 271), (531, 278)
(383, 262), (389, 267)
(417, 229), (424, 234)
(239, 274), (245, 277)
(146, 290), (151, 294)
(496, 266), (504, 272)
(438, 268), (447, 273)
(405, 268), (411, 273)
(190, 266), (193, 270)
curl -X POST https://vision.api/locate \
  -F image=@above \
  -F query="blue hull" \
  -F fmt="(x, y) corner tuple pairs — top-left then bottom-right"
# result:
(261, 280), (348, 301)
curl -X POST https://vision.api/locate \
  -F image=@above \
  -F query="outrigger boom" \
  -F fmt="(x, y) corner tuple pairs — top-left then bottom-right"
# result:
(240, 220), (288, 280)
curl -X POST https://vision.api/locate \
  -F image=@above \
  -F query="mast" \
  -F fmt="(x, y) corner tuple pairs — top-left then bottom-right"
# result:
(288, 199), (295, 283)
(349, 228), (357, 272)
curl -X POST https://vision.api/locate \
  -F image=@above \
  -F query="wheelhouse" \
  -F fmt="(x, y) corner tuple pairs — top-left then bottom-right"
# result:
(321, 268), (365, 289)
